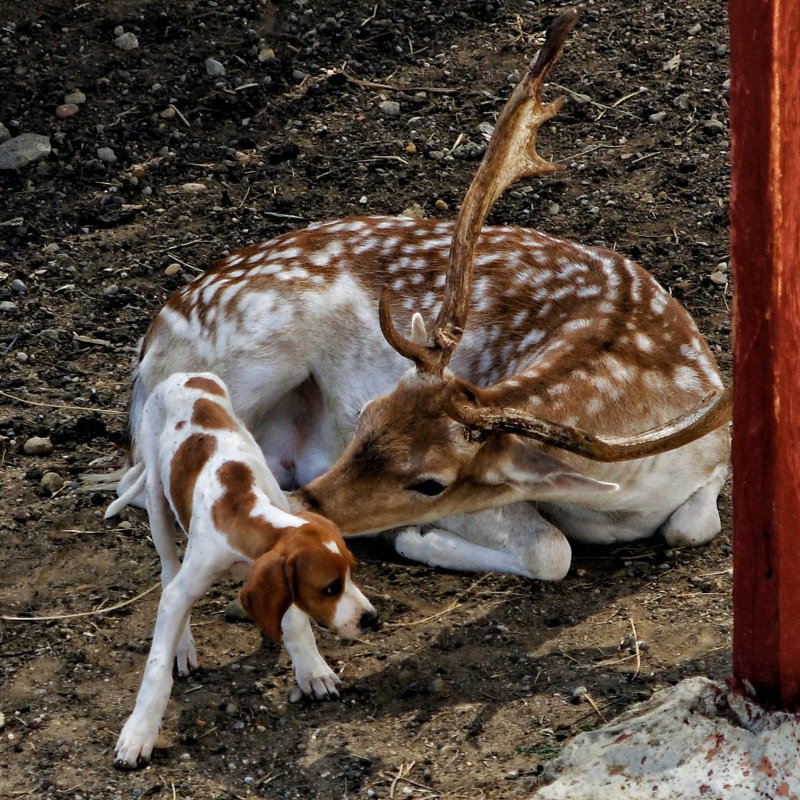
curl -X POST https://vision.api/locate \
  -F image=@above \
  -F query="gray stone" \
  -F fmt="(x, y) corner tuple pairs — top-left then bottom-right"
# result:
(0, 300), (18, 312)
(291, 69), (308, 82)
(224, 597), (252, 622)
(64, 90), (86, 105)
(704, 118), (725, 133)
(103, 284), (120, 297)
(0, 123), (10, 143)
(180, 182), (207, 194)
(96, 147), (117, 163)
(23, 436), (54, 456)
(40, 472), (65, 495)
(649, 111), (667, 123)
(204, 58), (226, 77)
(0, 134), (51, 170)
(10, 279), (27, 294)
(378, 100), (400, 116)
(115, 32), (139, 51)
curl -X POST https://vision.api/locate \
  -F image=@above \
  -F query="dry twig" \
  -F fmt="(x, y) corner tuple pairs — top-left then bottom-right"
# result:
(1, 583), (159, 622)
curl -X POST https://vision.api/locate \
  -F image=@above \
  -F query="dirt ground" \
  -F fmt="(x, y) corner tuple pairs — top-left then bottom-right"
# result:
(0, 1), (732, 798)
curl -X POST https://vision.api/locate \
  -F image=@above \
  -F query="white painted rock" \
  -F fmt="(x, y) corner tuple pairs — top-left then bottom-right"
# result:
(535, 678), (800, 800)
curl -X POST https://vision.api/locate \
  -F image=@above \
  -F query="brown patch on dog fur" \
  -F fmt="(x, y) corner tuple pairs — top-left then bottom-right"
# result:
(185, 376), (226, 396)
(213, 461), (275, 559)
(191, 398), (237, 430)
(176, 421), (185, 430)
(170, 433), (217, 531)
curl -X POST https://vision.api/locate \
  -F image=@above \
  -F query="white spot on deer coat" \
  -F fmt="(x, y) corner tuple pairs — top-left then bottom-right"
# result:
(674, 365), (701, 392)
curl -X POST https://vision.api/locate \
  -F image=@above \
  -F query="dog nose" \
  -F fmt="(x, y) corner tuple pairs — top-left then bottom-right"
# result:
(359, 609), (380, 631)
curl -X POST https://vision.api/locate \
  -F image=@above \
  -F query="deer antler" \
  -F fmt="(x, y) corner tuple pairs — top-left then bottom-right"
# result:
(445, 383), (733, 462)
(379, 8), (583, 376)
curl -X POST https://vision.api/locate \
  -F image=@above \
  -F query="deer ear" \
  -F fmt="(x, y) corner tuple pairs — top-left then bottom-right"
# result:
(481, 436), (619, 499)
(410, 313), (428, 346)
(239, 552), (294, 642)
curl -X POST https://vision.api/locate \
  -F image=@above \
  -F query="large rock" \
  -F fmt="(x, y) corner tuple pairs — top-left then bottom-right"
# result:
(535, 677), (800, 800)
(0, 134), (51, 170)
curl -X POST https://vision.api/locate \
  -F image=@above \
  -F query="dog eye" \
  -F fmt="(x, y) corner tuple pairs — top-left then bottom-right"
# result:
(323, 578), (342, 597)
(408, 479), (447, 497)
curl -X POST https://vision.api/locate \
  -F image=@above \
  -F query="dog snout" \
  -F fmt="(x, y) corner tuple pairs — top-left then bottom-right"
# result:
(359, 609), (380, 632)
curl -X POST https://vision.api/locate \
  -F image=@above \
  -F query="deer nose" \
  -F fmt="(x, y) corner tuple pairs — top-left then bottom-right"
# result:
(359, 609), (380, 632)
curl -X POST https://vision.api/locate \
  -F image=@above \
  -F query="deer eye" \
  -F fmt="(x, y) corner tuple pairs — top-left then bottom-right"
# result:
(322, 578), (342, 597)
(408, 479), (448, 497)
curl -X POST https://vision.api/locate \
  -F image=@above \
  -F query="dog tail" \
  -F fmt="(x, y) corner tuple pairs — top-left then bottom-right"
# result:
(104, 462), (146, 519)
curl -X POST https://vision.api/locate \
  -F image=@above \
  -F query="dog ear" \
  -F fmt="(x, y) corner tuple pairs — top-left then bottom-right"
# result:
(239, 552), (293, 642)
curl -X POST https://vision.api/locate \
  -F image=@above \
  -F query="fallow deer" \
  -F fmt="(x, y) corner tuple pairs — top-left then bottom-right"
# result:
(124, 9), (731, 581)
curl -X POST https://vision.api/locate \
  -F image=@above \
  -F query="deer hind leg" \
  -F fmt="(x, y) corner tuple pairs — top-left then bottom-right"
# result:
(658, 466), (728, 548)
(392, 503), (572, 581)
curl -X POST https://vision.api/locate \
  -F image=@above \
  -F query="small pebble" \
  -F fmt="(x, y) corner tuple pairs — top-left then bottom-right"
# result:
(292, 69), (307, 83)
(649, 111), (667, 123)
(288, 687), (303, 704)
(118, 520), (133, 530)
(400, 203), (424, 219)
(704, 118), (725, 133)
(115, 32), (139, 51)
(40, 472), (64, 495)
(687, 22), (702, 35)
(97, 147), (117, 163)
(434, 198), (448, 212)
(64, 90), (86, 105)
(709, 271), (728, 286)
(673, 93), (690, 109)
(225, 702), (239, 716)
(164, 263), (182, 277)
(405, 142), (416, 155)
(379, 100), (400, 116)
(181, 182), (208, 194)
(103, 284), (120, 297)
(10, 279), (26, 294)
(428, 677), (446, 695)
(23, 436), (54, 456)
(359, 195), (368, 205)
(160, 107), (176, 120)
(258, 47), (275, 62)
(55, 104), (79, 119)
(205, 58), (226, 77)
(572, 686), (588, 700)
(0, 300), (16, 312)
(548, 202), (561, 215)
(16, 351), (28, 363)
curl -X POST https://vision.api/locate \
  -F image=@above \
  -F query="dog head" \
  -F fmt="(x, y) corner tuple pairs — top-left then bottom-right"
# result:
(239, 512), (378, 642)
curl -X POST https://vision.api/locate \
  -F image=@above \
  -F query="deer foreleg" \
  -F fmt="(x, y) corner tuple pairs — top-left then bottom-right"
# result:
(392, 503), (572, 580)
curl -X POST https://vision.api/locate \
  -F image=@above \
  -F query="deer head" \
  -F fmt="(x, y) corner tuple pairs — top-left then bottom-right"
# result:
(290, 9), (732, 534)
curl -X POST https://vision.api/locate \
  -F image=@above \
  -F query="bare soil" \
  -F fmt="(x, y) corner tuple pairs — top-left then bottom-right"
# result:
(0, 1), (732, 798)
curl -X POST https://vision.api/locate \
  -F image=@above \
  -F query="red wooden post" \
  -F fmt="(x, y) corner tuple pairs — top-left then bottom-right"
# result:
(729, 0), (800, 709)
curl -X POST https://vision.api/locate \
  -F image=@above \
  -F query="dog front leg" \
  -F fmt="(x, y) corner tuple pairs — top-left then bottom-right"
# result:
(281, 604), (342, 700)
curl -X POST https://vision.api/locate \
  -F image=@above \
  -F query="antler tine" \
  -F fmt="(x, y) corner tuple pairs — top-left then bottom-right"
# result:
(378, 287), (432, 369)
(380, 8), (582, 376)
(445, 385), (732, 462)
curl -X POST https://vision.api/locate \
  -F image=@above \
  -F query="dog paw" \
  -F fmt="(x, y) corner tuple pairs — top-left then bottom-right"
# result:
(113, 716), (159, 770)
(296, 666), (343, 701)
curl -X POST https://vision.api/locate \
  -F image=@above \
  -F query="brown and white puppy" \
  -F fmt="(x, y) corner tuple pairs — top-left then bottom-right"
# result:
(105, 372), (377, 770)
